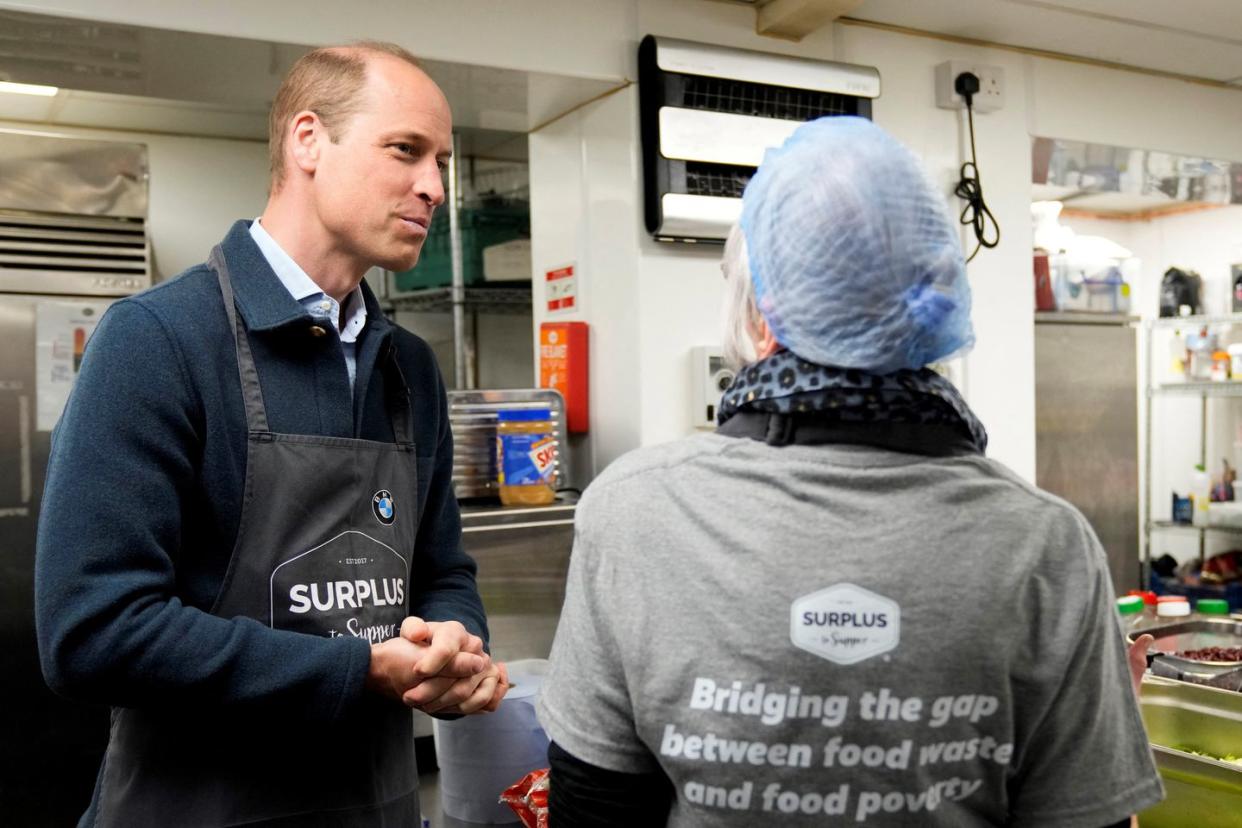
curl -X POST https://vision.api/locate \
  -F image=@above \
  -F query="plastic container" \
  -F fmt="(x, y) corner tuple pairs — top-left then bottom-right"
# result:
(1182, 332), (1212, 379)
(1116, 595), (1147, 631)
(1212, 350), (1232, 382)
(1157, 595), (1191, 618)
(496, 409), (557, 507)
(1127, 590), (1160, 627)
(393, 204), (530, 291)
(1229, 344), (1242, 381)
(1191, 464), (1211, 527)
(433, 659), (550, 824)
(1195, 598), (1230, 617)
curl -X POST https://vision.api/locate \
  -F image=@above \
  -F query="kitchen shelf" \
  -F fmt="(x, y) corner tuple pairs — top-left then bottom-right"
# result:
(1151, 381), (1242, 397)
(384, 284), (532, 316)
(1149, 521), (1242, 536)
(1150, 312), (1242, 329)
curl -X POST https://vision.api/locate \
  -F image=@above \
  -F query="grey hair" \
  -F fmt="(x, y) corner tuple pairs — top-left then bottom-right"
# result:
(720, 223), (762, 371)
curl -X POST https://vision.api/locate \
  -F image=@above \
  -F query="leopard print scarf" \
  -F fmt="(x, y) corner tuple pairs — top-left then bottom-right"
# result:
(716, 351), (987, 454)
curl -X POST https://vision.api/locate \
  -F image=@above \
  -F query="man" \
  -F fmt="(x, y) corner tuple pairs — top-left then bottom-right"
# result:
(35, 42), (505, 826)
(537, 118), (1162, 826)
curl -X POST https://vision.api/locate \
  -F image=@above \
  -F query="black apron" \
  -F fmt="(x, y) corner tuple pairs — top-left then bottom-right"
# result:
(95, 247), (421, 826)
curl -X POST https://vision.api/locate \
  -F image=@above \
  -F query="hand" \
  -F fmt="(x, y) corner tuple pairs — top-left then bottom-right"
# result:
(410, 660), (511, 716)
(364, 617), (487, 704)
(399, 617), (486, 681)
(1128, 634), (1153, 695)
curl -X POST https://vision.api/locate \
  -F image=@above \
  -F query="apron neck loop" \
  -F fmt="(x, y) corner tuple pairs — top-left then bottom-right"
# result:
(210, 246), (271, 433)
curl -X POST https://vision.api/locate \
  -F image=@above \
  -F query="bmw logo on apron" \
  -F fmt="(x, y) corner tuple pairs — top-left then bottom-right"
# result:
(372, 490), (396, 525)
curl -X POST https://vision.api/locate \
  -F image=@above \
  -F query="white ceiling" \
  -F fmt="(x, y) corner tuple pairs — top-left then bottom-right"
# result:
(848, 0), (1242, 84)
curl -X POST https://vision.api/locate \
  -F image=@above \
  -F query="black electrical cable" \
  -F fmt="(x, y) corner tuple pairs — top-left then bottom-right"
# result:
(953, 76), (1000, 263)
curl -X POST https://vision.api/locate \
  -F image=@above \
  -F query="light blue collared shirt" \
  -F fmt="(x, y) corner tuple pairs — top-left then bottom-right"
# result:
(248, 219), (368, 391)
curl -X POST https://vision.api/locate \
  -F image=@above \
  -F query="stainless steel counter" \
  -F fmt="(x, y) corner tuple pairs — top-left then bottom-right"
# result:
(462, 497), (576, 663)
(414, 497), (576, 742)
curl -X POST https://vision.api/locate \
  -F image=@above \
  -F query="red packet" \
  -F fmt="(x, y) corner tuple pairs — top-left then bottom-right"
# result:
(500, 768), (550, 828)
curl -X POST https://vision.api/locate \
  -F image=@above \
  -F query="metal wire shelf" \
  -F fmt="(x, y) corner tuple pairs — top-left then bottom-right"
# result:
(1150, 521), (1242, 536)
(385, 285), (532, 316)
(1150, 381), (1242, 397)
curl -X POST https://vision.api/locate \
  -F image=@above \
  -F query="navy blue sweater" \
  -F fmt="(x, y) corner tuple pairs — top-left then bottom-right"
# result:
(35, 220), (486, 723)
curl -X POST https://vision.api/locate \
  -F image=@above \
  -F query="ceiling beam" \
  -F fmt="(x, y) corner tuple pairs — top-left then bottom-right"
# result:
(756, 0), (864, 41)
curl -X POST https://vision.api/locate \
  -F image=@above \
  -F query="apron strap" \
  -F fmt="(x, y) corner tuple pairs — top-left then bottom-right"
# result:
(382, 346), (413, 446)
(210, 246), (271, 433)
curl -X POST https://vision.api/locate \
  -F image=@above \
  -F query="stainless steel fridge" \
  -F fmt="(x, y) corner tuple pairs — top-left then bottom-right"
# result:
(0, 130), (150, 825)
(1035, 312), (1141, 595)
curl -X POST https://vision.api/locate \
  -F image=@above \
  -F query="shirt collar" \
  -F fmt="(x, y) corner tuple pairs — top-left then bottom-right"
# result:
(249, 218), (368, 342)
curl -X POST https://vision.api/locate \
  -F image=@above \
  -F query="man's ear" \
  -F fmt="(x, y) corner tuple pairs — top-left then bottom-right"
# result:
(287, 110), (323, 177)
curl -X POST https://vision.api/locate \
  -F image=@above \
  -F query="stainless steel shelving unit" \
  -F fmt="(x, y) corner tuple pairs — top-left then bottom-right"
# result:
(1143, 313), (1242, 583)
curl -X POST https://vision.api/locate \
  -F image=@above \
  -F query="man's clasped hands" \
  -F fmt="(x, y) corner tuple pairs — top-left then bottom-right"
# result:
(365, 617), (509, 715)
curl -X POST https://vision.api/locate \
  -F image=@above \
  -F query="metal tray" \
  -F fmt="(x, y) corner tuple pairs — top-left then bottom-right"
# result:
(1138, 676), (1242, 828)
(1130, 619), (1242, 692)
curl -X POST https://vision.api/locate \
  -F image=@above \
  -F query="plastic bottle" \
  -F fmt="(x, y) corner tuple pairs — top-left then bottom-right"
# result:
(1116, 595), (1147, 633)
(1195, 598), (1230, 619)
(1127, 590), (1160, 628)
(1156, 595), (1191, 620)
(496, 409), (557, 507)
(1191, 464), (1211, 526)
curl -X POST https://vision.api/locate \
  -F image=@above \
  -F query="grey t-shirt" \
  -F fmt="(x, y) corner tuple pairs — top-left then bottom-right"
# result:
(537, 433), (1163, 827)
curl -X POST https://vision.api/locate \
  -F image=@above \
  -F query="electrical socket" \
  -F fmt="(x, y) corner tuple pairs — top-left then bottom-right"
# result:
(935, 60), (1005, 113)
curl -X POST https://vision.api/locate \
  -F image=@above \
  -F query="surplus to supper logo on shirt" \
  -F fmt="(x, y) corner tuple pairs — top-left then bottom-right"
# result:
(790, 583), (900, 665)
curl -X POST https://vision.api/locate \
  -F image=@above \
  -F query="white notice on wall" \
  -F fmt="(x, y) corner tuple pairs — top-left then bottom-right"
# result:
(36, 301), (109, 431)
(545, 264), (577, 314)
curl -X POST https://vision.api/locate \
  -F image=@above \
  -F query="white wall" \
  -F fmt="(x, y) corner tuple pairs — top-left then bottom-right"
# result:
(0, 119), (269, 279)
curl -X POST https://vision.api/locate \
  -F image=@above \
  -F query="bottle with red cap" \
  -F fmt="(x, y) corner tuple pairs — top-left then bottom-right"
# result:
(1127, 590), (1159, 628)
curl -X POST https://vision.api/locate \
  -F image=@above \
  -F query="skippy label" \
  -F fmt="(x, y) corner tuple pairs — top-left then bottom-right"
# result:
(790, 583), (900, 665)
(497, 432), (556, 485)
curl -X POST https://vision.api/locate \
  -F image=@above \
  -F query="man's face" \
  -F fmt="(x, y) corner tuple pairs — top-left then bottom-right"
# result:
(312, 57), (451, 273)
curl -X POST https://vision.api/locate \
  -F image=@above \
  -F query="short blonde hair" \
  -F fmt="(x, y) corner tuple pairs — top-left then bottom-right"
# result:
(268, 41), (422, 189)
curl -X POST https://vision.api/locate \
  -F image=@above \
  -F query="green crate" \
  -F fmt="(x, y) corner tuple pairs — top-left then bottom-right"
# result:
(394, 204), (529, 292)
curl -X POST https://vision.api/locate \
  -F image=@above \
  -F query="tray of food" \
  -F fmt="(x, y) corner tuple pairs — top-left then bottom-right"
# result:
(1130, 619), (1242, 692)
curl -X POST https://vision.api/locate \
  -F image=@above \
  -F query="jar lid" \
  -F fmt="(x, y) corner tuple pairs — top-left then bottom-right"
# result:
(1128, 590), (1158, 606)
(1157, 595), (1189, 603)
(1116, 596), (1144, 615)
(1157, 601), (1191, 617)
(1196, 598), (1230, 615)
(497, 409), (552, 422)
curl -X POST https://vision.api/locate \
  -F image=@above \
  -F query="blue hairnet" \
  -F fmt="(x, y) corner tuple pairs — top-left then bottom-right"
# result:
(740, 116), (973, 372)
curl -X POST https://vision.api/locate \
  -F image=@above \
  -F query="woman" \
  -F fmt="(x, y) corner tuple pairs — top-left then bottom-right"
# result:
(537, 117), (1162, 826)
